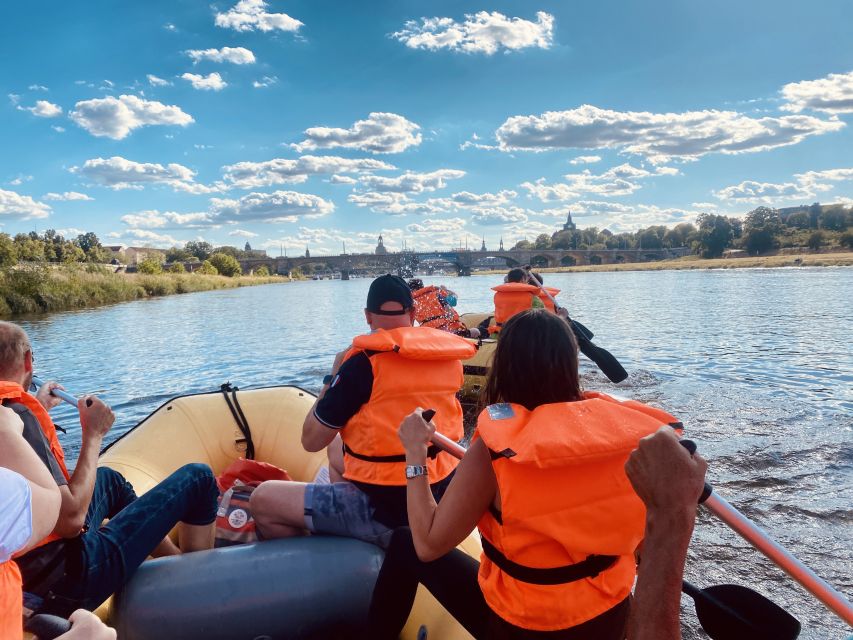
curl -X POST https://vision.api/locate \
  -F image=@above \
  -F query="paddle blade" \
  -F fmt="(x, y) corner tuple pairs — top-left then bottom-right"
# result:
(691, 583), (801, 640)
(575, 335), (628, 383)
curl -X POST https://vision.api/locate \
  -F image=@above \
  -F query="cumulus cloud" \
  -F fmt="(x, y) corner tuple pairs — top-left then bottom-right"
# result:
(470, 206), (530, 225)
(72, 156), (223, 194)
(229, 229), (258, 238)
(348, 191), (448, 216)
(714, 167), (853, 203)
(252, 76), (278, 88)
(259, 227), (381, 255)
(70, 94), (193, 139)
(20, 100), (62, 118)
(569, 155), (601, 165)
(147, 74), (172, 87)
(446, 190), (517, 206)
(359, 169), (465, 193)
(210, 190), (334, 224)
(118, 228), (183, 248)
(781, 70), (853, 114)
(8, 175), (32, 186)
(329, 174), (358, 185)
(291, 112), (422, 154)
(538, 201), (634, 217)
(215, 0), (302, 33)
(43, 191), (94, 201)
(186, 46), (256, 64)
(392, 11), (553, 55)
(406, 217), (467, 233)
(496, 104), (844, 161)
(181, 72), (227, 91)
(29, 84), (49, 91)
(120, 210), (214, 229)
(0, 189), (51, 219)
(522, 163), (676, 202)
(223, 155), (395, 188)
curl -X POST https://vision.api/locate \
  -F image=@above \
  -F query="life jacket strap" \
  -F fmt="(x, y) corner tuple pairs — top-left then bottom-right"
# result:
(480, 536), (617, 586)
(343, 443), (442, 463)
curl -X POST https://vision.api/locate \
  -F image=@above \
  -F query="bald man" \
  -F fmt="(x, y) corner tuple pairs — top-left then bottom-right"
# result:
(0, 322), (219, 617)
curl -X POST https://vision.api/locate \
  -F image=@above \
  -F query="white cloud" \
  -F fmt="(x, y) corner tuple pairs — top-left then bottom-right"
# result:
(0, 189), (51, 219)
(522, 163), (676, 202)
(538, 201), (634, 217)
(347, 191), (448, 216)
(215, 0), (303, 33)
(223, 155), (395, 188)
(495, 104), (844, 161)
(70, 94), (194, 139)
(406, 217), (467, 233)
(51, 125), (65, 133)
(229, 229), (258, 238)
(147, 74), (172, 87)
(714, 167), (853, 203)
(252, 75), (278, 88)
(470, 206), (530, 225)
(291, 112), (422, 154)
(54, 228), (85, 238)
(120, 210), (214, 229)
(329, 174), (358, 184)
(210, 190), (335, 224)
(8, 175), (32, 186)
(72, 156), (223, 193)
(119, 228), (182, 248)
(186, 46), (255, 65)
(43, 191), (94, 201)
(181, 72), (227, 91)
(259, 227), (379, 255)
(163, 23), (178, 32)
(29, 84), (49, 91)
(781, 70), (853, 114)
(360, 169), (465, 193)
(392, 11), (554, 55)
(447, 190), (517, 206)
(569, 155), (602, 165)
(20, 100), (62, 118)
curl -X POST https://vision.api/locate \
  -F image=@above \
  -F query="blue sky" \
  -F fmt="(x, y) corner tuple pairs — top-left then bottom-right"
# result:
(2, 0), (852, 254)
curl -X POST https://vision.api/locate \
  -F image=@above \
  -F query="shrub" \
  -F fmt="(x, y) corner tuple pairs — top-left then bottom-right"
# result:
(254, 265), (270, 277)
(840, 230), (853, 249)
(807, 231), (825, 251)
(0, 234), (18, 270)
(137, 257), (163, 274)
(208, 253), (242, 277)
(168, 262), (186, 273)
(195, 260), (218, 275)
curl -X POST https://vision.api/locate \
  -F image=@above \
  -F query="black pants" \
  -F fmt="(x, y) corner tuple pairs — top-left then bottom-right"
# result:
(367, 527), (629, 640)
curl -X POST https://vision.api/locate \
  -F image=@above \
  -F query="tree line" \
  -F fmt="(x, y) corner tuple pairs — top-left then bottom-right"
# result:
(513, 203), (853, 258)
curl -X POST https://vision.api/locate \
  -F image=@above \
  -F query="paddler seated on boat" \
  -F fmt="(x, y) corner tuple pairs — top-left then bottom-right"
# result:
(367, 308), (688, 639)
(407, 278), (481, 339)
(0, 407), (116, 640)
(0, 322), (220, 618)
(250, 274), (475, 548)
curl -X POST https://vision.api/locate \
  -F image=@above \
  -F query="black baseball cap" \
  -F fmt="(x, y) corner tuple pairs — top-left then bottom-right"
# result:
(366, 274), (414, 315)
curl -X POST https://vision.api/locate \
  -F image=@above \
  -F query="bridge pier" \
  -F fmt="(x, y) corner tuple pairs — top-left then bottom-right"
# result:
(340, 269), (350, 281)
(457, 266), (472, 277)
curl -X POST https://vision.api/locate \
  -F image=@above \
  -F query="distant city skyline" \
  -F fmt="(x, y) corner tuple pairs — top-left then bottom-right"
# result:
(2, 0), (852, 254)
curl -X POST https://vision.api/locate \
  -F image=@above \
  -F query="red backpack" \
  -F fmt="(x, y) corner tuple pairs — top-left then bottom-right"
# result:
(215, 458), (290, 547)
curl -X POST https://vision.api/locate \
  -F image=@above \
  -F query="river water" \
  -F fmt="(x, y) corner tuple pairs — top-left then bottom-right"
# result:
(18, 268), (852, 638)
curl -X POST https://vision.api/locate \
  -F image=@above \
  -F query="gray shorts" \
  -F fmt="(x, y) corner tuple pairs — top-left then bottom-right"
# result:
(304, 482), (394, 548)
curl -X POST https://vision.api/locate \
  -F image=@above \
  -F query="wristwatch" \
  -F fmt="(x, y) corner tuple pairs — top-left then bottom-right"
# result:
(405, 464), (428, 480)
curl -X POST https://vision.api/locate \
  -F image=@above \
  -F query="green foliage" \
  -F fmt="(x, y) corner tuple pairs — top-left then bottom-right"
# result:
(696, 214), (736, 258)
(533, 233), (552, 249)
(168, 262), (186, 273)
(185, 240), (214, 261)
(137, 257), (164, 274)
(195, 260), (218, 275)
(254, 265), (270, 277)
(841, 231), (853, 249)
(787, 212), (810, 229)
(512, 240), (533, 250)
(742, 207), (782, 255)
(165, 247), (192, 263)
(820, 206), (848, 231)
(807, 231), (825, 250)
(208, 252), (242, 277)
(0, 234), (19, 270)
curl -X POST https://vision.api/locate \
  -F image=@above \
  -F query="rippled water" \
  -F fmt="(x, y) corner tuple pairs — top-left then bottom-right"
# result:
(18, 268), (853, 638)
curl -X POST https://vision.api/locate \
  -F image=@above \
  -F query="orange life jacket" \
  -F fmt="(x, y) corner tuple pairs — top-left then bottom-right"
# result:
(0, 560), (22, 640)
(490, 283), (542, 334)
(339, 327), (476, 486)
(537, 287), (561, 313)
(412, 286), (465, 333)
(474, 393), (682, 631)
(0, 381), (70, 550)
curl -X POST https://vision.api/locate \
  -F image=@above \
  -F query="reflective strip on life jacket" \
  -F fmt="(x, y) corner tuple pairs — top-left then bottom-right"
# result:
(341, 327), (473, 486)
(474, 394), (680, 631)
(489, 283), (542, 334)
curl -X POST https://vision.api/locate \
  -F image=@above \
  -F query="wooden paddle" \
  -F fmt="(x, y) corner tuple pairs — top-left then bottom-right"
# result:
(425, 418), (805, 639)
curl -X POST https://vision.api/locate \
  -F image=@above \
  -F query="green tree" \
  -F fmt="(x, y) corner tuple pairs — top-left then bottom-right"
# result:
(743, 206), (782, 255)
(195, 260), (218, 275)
(820, 206), (848, 231)
(663, 223), (697, 247)
(695, 214), (735, 258)
(13, 233), (46, 262)
(75, 232), (101, 254)
(165, 247), (192, 263)
(208, 252), (242, 277)
(168, 262), (186, 273)
(786, 212), (810, 229)
(137, 256), (164, 274)
(840, 230), (853, 249)
(0, 234), (19, 270)
(808, 202), (822, 229)
(807, 231), (825, 250)
(512, 240), (533, 250)
(534, 233), (552, 250)
(254, 265), (270, 277)
(213, 245), (240, 258)
(551, 230), (579, 249)
(185, 240), (213, 261)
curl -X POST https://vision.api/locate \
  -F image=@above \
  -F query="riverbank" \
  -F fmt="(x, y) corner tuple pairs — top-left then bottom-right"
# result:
(481, 251), (853, 275)
(0, 265), (286, 316)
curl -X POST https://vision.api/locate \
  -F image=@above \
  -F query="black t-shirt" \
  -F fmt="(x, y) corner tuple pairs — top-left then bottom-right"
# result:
(7, 402), (67, 487)
(314, 351), (456, 528)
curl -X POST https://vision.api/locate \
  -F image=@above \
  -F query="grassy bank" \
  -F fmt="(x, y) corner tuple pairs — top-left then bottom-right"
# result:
(0, 265), (286, 316)
(478, 252), (853, 276)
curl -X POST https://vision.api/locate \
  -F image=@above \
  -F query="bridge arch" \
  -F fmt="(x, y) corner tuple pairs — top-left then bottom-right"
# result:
(530, 255), (550, 268)
(560, 255), (577, 267)
(589, 255), (603, 266)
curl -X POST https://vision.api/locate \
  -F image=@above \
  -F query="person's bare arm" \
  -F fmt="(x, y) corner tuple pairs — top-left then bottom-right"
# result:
(55, 396), (114, 538)
(301, 348), (348, 452)
(625, 427), (708, 640)
(56, 609), (116, 640)
(399, 410), (497, 562)
(0, 408), (61, 550)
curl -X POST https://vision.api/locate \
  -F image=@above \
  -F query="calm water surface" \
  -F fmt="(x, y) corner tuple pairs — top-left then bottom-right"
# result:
(19, 268), (853, 638)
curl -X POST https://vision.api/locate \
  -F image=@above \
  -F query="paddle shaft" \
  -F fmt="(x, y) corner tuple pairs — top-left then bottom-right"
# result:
(31, 375), (79, 408)
(430, 426), (853, 626)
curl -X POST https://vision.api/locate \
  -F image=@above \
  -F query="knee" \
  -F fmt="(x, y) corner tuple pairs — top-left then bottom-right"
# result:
(178, 463), (218, 498)
(96, 466), (123, 484)
(248, 481), (275, 520)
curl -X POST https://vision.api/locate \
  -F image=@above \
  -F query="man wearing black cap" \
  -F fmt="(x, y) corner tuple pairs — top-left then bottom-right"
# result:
(251, 275), (473, 547)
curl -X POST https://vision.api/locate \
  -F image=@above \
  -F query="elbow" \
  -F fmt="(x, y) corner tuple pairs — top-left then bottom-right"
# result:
(301, 432), (322, 452)
(413, 539), (444, 563)
(54, 513), (85, 539)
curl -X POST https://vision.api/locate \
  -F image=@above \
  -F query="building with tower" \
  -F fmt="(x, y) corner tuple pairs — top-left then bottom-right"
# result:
(562, 211), (577, 231)
(480, 237), (487, 251)
(375, 234), (388, 255)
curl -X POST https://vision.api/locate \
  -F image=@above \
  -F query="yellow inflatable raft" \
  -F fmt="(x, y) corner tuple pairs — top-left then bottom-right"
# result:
(460, 312), (496, 401)
(94, 385), (478, 640)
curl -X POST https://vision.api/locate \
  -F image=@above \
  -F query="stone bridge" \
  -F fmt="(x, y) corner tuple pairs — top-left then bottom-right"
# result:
(234, 247), (690, 277)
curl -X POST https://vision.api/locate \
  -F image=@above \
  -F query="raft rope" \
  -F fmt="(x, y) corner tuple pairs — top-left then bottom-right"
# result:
(220, 382), (255, 460)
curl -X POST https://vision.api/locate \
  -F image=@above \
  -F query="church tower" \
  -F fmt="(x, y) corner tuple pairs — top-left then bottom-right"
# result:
(480, 236), (487, 251)
(562, 211), (577, 231)
(375, 234), (388, 255)
(499, 236), (504, 251)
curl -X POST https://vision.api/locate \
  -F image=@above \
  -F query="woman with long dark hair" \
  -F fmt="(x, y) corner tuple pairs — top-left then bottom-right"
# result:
(367, 309), (682, 639)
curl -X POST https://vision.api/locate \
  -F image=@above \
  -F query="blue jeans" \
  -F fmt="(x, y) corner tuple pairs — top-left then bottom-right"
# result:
(41, 464), (218, 616)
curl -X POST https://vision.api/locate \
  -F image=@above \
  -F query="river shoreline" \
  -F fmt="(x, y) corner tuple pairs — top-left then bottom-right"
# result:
(0, 266), (288, 317)
(477, 251), (853, 275)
